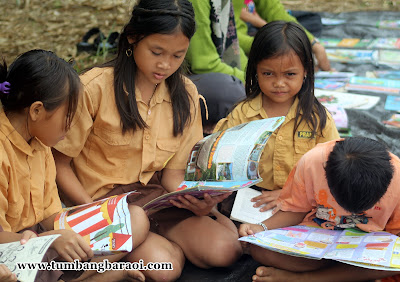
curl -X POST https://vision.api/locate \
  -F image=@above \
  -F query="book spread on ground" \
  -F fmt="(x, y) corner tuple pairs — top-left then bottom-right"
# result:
(230, 187), (273, 224)
(383, 113), (400, 128)
(345, 76), (400, 95)
(320, 38), (400, 50)
(315, 89), (380, 110)
(239, 225), (400, 271)
(384, 96), (400, 112)
(0, 234), (60, 282)
(371, 70), (400, 80)
(142, 117), (286, 214)
(55, 192), (136, 255)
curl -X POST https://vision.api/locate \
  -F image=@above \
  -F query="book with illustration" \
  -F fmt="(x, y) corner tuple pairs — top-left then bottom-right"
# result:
(315, 89), (380, 110)
(239, 225), (400, 271)
(54, 192), (136, 255)
(142, 117), (285, 214)
(320, 38), (400, 50)
(345, 77), (400, 95)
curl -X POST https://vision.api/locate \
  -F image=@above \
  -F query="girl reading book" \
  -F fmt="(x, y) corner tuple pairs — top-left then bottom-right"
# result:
(0, 50), (149, 282)
(52, 0), (242, 280)
(214, 21), (339, 216)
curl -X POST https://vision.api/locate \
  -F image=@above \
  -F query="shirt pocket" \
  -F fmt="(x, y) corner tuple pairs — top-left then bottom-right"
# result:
(86, 126), (132, 178)
(154, 138), (180, 170)
(294, 138), (316, 164)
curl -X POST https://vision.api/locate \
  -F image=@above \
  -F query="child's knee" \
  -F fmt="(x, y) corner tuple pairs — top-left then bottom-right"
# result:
(128, 205), (150, 247)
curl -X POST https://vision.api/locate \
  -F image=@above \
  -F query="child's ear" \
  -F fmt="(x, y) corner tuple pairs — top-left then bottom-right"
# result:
(127, 36), (136, 45)
(29, 101), (45, 122)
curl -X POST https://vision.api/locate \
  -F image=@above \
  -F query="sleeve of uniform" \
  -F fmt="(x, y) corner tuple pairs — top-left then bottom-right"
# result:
(165, 79), (204, 170)
(43, 148), (62, 221)
(186, 0), (245, 82)
(0, 150), (11, 231)
(277, 154), (314, 213)
(316, 109), (340, 143)
(53, 79), (96, 158)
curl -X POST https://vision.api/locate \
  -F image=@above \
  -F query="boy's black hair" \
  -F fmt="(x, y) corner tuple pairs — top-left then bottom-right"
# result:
(102, 0), (196, 135)
(325, 137), (394, 214)
(0, 50), (80, 130)
(244, 21), (327, 138)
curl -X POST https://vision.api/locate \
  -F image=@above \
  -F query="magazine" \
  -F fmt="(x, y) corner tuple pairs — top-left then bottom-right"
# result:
(325, 49), (376, 64)
(142, 117), (286, 214)
(377, 20), (400, 30)
(383, 113), (400, 128)
(320, 38), (400, 50)
(345, 77), (400, 95)
(315, 89), (380, 110)
(371, 70), (400, 80)
(377, 50), (400, 68)
(324, 104), (352, 137)
(239, 225), (400, 271)
(0, 234), (60, 282)
(230, 187), (273, 224)
(54, 192), (136, 255)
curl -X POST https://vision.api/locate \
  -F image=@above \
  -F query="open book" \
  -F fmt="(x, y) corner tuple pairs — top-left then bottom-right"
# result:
(239, 225), (400, 271)
(230, 187), (273, 224)
(142, 117), (285, 214)
(54, 192), (136, 255)
(0, 234), (60, 282)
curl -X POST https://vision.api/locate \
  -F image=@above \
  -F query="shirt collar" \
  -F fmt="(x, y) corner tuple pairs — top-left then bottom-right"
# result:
(0, 109), (46, 156)
(244, 94), (301, 120)
(135, 81), (171, 104)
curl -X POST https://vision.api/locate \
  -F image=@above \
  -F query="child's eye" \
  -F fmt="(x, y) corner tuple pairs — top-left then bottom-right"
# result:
(174, 55), (182, 59)
(262, 72), (272, 76)
(151, 51), (161, 56)
(287, 73), (297, 76)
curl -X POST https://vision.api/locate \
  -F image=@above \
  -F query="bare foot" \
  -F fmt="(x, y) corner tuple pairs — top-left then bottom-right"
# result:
(252, 266), (302, 282)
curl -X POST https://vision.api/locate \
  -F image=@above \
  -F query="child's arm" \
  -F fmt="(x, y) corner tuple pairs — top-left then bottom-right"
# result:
(239, 210), (308, 236)
(52, 149), (93, 205)
(0, 230), (37, 245)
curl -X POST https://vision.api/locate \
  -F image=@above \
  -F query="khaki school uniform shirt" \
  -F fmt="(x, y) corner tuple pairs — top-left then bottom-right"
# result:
(54, 67), (203, 200)
(0, 110), (62, 232)
(214, 94), (339, 190)
(278, 140), (400, 234)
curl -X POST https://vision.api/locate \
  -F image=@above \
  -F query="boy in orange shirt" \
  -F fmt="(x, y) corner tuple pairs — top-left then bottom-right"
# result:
(240, 137), (400, 281)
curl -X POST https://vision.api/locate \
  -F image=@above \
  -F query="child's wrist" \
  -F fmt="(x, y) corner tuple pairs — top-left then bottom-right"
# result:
(257, 222), (268, 231)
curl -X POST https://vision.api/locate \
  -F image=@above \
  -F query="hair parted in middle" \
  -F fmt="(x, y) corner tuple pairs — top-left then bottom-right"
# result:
(103, 0), (196, 135)
(245, 21), (327, 138)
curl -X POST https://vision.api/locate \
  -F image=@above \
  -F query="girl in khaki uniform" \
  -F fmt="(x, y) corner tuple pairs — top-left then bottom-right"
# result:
(214, 21), (339, 217)
(53, 0), (242, 280)
(0, 50), (149, 282)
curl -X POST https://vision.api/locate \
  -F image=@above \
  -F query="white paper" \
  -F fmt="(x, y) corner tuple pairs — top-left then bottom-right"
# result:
(230, 187), (273, 224)
(0, 234), (60, 282)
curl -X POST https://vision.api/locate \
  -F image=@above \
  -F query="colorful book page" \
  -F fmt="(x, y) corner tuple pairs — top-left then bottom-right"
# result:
(315, 89), (380, 110)
(320, 38), (374, 49)
(326, 49), (376, 64)
(385, 96), (400, 112)
(372, 71), (400, 80)
(345, 77), (400, 95)
(378, 50), (400, 67)
(377, 20), (400, 30)
(383, 113), (400, 128)
(315, 79), (345, 90)
(369, 38), (400, 49)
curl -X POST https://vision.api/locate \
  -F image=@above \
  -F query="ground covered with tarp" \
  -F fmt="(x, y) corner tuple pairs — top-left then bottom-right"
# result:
(177, 10), (400, 281)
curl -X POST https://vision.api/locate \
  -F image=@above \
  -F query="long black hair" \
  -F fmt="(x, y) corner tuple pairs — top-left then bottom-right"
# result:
(0, 50), (80, 130)
(103, 0), (196, 135)
(245, 21), (327, 137)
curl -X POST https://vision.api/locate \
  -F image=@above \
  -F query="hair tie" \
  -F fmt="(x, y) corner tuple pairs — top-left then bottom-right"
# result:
(0, 81), (10, 94)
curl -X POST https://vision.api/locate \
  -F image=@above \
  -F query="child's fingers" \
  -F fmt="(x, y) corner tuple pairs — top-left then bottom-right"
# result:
(0, 264), (17, 282)
(259, 200), (277, 212)
(20, 230), (37, 244)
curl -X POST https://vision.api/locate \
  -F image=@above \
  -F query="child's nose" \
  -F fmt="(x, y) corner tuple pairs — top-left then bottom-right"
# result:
(157, 60), (170, 70)
(273, 78), (284, 88)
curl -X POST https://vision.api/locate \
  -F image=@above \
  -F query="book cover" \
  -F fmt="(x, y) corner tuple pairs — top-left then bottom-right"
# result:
(239, 225), (400, 271)
(377, 20), (400, 30)
(142, 117), (286, 214)
(54, 192), (136, 255)
(345, 77), (400, 95)
(377, 50), (400, 68)
(372, 70), (400, 80)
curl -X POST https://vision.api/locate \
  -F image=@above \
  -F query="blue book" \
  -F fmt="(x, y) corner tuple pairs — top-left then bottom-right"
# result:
(384, 96), (400, 112)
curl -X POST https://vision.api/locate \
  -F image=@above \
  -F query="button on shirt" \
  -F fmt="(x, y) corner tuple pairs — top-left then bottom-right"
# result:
(0, 110), (62, 232)
(214, 94), (339, 190)
(54, 67), (203, 200)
